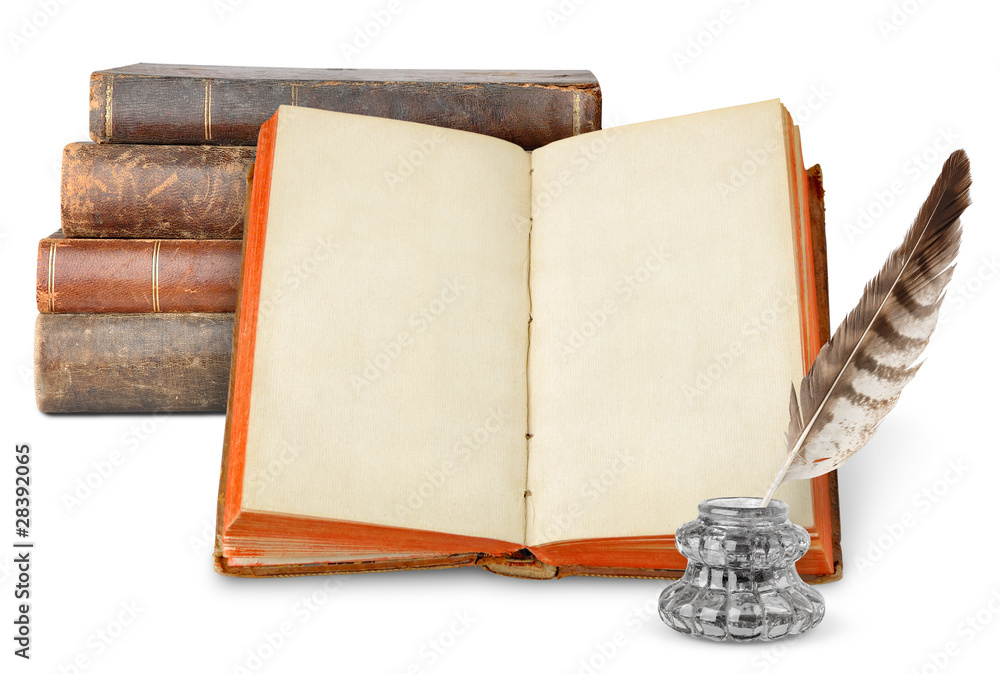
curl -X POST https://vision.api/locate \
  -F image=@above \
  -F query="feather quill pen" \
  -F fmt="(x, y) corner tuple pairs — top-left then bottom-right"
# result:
(761, 150), (971, 506)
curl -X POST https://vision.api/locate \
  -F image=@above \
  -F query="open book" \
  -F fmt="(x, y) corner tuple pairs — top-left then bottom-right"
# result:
(216, 100), (841, 581)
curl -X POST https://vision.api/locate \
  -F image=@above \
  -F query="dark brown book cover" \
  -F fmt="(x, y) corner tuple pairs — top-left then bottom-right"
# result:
(34, 313), (233, 413)
(37, 233), (240, 313)
(61, 143), (253, 239)
(90, 64), (602, 150)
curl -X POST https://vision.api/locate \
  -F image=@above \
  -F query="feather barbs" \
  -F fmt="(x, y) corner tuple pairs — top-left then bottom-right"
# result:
(761, 150), (971, 505)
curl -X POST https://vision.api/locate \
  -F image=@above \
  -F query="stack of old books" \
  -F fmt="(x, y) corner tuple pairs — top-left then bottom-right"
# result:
(33, 63), (602, 413)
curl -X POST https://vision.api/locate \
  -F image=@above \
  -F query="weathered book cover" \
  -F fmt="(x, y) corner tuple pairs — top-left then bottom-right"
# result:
(90, 64), (602, 150)
(34, 313), (233, 413)
(61, 143), (253, 239)
(36, 233), (240, 313)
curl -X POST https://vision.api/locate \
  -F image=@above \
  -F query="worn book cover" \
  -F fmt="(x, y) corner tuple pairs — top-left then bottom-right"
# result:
(89, 64), (601, 150)
(37, 232), (240, 313)
(34, 313), (233, 413)
(60, 143), (254, 239)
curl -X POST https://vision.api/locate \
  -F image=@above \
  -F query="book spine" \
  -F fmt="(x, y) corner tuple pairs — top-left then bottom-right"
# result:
(61, 142), (254, 239)
(89, 71), (601, 150)
(34, 313), (233, 413)
(36, 237), (241, 313)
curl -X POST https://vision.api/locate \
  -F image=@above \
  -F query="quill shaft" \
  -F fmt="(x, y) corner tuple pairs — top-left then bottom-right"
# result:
(761, 453), (795, 506)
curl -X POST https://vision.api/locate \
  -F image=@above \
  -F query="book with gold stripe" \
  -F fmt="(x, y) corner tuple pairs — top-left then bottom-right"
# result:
(36, 232), (240, 314)
(89, 64), (601, 149)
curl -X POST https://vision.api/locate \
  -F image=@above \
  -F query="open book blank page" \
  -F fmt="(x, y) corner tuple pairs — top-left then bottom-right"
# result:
(239, 107), (531, 543)
(526, 100), (814, 547)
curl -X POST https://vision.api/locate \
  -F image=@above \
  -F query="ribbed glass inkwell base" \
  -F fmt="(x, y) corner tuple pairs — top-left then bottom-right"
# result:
(658, 497), (824, 641)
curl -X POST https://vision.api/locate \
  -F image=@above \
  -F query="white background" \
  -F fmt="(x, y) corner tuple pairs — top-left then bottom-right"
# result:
(2, 0), (998, 671)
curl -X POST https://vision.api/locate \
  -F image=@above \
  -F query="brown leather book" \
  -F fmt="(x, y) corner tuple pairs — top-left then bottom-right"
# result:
(36, 232), (240, 313)
(34, 313), (233, 413)
(61, 143), (253, 239)
(90, 64), (601, 150)
(215, 102), (842, 582)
